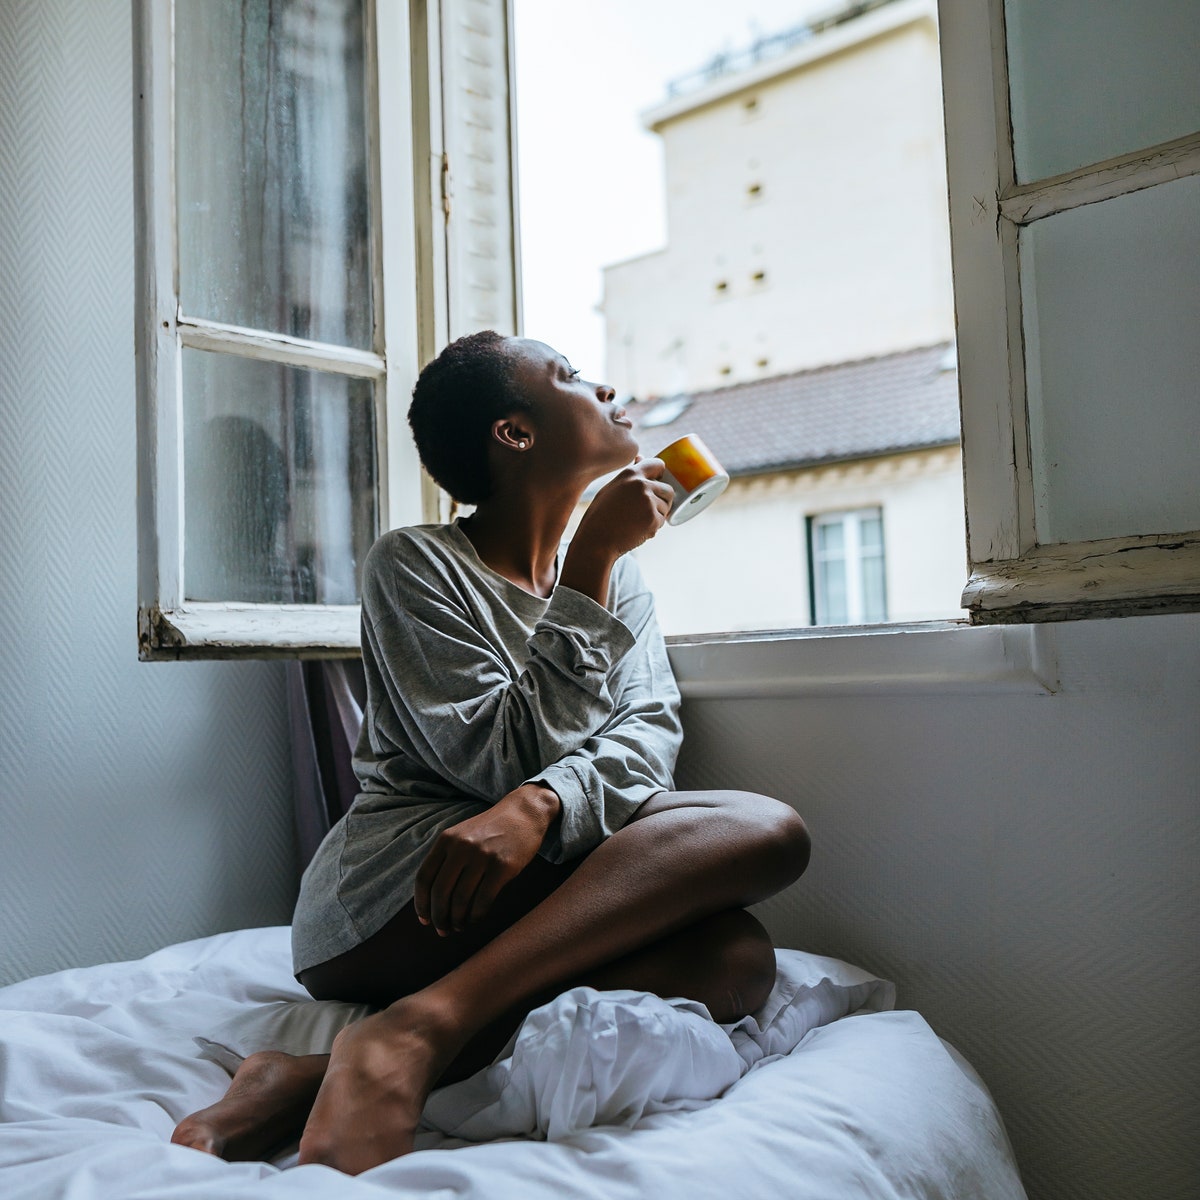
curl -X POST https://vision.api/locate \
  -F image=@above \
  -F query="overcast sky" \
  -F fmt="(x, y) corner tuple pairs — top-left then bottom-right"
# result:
(512, 0), (830, 380)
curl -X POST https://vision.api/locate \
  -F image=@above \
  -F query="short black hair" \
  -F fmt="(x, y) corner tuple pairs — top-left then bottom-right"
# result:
(407, 330), (530, 505)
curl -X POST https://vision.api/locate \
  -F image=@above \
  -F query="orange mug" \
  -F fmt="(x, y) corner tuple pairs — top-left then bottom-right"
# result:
(655, 434), (729, 525)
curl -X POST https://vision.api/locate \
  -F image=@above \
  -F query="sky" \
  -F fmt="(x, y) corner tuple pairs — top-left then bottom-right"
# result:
(512, 0), (831, 380)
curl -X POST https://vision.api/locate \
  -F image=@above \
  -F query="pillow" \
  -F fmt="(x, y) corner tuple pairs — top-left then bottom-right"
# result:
(722, 949), (895, 1070)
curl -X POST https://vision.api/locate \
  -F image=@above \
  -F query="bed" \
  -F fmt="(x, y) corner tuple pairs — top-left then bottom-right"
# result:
(0, 926), (1026, 1199)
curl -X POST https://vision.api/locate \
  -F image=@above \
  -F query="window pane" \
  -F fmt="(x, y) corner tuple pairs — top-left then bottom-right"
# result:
(816, 519), (844, 555)
(859, 513), (883, 551)
(861, 550), (887, 623)
(816, 555), (848, 626)
(182, 349), (377, 603)
(1005, 0), (1200, 183)
(1021, 174), (1200, 544)
(176, 0), (373, 348)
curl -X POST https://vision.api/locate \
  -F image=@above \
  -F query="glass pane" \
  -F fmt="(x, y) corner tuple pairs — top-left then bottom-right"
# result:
(816, 519), (844, 555)
(1021, 174), (1200, 544)
(817, 557), (848, 626)
(861, 551), (887, 623)
(859, 513), (883, 551)
(176, 0), (373, 348)
(1005, 0), (1200, 182)
(183, 349), (377, 603)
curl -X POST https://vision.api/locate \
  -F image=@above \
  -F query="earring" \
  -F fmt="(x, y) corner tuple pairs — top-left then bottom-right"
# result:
(519, 441), (527, 449)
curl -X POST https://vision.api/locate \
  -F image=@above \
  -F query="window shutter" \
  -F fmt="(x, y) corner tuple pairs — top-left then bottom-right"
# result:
(439, 0), (522, 341)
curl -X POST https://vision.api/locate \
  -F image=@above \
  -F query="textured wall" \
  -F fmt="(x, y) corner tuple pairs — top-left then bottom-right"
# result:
(0, 0), (298, 987)
(676, 612), (1200, 1200)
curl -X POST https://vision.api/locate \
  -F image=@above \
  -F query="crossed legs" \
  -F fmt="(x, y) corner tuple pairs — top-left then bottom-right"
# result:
(171, 789), (810, 1173)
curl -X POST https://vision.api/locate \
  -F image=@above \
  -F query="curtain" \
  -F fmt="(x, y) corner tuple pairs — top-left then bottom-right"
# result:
(287, 659), (366, 872)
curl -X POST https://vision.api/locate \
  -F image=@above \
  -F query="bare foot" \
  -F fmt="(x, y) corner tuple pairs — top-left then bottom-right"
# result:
(171, 1050), (328, 1161)
(297, 997), (461, 1175)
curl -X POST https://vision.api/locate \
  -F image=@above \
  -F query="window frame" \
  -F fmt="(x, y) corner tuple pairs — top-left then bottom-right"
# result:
(134, 0), (428, 659)
(938, 0), (1200, 625)
(810, 507), (888, 627)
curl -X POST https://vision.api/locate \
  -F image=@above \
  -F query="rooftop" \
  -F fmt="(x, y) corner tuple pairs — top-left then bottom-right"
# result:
(662, 0), (904, 103)
(641, 0), (933, 132)
(629, 341), (960, 476)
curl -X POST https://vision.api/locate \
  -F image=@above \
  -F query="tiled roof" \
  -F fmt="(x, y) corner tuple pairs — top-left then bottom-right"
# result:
(631, 342), (960, 476)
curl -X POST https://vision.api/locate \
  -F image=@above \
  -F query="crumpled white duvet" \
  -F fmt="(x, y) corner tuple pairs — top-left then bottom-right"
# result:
(0, 926), (1027, 1200)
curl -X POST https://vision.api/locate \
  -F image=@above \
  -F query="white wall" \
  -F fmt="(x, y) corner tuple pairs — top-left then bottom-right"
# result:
(672, 613), (1199, 1200)
(0, 0), (298, 987)
(603, 6), (954, 395)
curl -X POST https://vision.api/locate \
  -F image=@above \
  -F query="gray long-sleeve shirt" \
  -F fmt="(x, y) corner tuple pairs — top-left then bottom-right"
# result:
(290, 519), (683, 975)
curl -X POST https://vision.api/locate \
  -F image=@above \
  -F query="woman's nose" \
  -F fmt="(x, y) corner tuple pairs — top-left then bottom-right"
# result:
(597, 383), (616, 403)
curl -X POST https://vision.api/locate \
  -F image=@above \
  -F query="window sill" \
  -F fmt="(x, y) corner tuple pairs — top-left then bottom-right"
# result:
(139, 604), (361, 661)
(962, 532), (1200, 625)
(665, 621), (1058, 699)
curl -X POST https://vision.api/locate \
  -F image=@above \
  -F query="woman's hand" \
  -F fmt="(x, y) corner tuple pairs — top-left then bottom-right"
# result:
(414, 783), (561, 936)
(573, 457), (675, 560)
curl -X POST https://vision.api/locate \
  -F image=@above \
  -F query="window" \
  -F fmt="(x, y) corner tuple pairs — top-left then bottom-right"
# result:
(939, 0), (1200, 624)
(518, 0), (966, 637)
(134, 0), (520, 657)
(809, 509), (888, 626)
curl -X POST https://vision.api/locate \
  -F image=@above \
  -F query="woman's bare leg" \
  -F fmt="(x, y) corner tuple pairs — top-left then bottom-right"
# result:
(297, 789), (809, 1174)
(171, 905), (773, 1160)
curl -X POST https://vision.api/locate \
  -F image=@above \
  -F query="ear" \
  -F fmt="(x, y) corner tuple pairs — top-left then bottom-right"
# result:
(491, 416), (534, 452)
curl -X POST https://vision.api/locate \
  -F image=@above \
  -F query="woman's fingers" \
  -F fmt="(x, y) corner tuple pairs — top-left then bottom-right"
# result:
(467, 862), (515, 927)
(413, 840), (446, 926)
(447, 861), (488, 933)
(429, 859), (467, 936)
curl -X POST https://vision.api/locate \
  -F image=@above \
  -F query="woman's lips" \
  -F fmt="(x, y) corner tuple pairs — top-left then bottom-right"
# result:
(613, 408), (633, 427)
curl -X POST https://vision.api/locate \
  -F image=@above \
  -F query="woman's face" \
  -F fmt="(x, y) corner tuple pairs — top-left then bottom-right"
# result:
(505, 338), (637, 477)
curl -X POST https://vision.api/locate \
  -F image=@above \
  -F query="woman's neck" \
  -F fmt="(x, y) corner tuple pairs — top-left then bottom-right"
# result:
(459, 487), (581, 599)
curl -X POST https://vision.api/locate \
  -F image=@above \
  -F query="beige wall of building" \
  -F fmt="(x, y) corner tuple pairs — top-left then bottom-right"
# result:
(602, 0), (953, 397)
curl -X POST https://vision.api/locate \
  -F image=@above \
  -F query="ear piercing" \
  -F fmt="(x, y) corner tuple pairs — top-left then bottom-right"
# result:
(519, 441), (527, 449)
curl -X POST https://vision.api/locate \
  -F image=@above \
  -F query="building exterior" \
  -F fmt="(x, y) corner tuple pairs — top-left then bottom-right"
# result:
(620, 343), (966, 634)
(602, 0), (953, 398)
(596, 0), (963, 633)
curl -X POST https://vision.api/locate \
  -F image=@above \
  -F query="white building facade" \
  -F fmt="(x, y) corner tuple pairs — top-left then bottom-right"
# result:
(602, 0), (954, 398)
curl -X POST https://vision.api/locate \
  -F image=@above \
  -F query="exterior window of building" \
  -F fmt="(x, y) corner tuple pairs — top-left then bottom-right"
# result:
(810, 509), (888, 626)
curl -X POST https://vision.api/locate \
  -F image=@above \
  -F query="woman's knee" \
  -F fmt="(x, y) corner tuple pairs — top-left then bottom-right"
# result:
(714, 790), (811, 889)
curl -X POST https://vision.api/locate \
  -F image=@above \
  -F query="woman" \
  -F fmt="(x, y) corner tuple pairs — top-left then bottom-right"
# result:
(172, 331), (811, 1175)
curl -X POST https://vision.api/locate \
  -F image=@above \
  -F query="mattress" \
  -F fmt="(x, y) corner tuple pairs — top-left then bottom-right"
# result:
(0, 926), (1026, 1199)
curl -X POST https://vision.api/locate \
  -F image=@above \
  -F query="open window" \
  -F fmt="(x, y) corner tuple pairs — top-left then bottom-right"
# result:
(134, 0), (520, 658)
(939, 0), (1200, 624)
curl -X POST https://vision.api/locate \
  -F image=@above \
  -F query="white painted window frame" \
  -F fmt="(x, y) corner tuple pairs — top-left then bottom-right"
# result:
(811, 507), (887, 627)
(938, 0), (1200, 625)
(134, 0), (426, 659)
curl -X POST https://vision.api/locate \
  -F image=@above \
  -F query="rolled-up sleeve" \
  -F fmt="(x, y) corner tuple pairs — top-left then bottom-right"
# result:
(362, 535), (638, 803)
(527, 557), (683, 862)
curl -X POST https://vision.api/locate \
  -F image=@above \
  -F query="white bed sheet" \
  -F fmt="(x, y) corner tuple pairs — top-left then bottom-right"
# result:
(0, 927), (1026, 1200)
